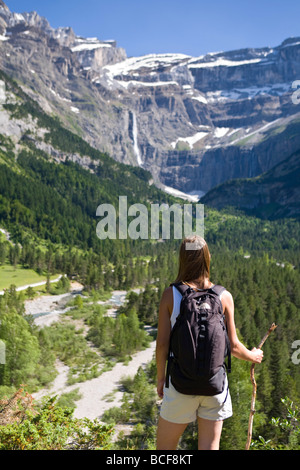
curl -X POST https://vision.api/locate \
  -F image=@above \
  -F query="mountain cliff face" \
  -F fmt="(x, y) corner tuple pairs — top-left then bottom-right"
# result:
(201, 148), (300, 219)
(0, 1), (300, 198)
(0, 66), (177, 250)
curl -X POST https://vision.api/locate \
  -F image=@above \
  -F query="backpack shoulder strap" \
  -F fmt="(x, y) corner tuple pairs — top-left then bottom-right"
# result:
(171, 282), (226, 297)
(210, 284), (226, 297)
(166, 282), (191, 388)
(170, 282), (192, 298)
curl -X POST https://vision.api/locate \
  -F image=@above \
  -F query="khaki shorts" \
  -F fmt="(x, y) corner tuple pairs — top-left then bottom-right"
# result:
(160, 377), (233, 424)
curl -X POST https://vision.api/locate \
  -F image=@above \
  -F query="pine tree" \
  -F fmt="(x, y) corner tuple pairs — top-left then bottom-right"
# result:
(0, 311), (40, 388)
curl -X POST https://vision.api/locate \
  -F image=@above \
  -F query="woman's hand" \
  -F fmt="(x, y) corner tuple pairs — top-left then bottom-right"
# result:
(157, 378), (165, 399)
(250, 347), (264, 363)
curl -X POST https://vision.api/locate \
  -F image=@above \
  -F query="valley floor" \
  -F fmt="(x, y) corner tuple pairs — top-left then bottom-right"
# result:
(31, 342), (156, 421)
(24, 284), (157, 422)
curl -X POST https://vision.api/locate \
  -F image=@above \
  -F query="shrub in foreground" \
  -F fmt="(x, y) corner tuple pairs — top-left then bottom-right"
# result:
(0, 388), (113, 450)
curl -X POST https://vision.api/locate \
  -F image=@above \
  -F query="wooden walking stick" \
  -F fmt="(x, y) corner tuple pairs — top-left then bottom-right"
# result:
(245, 322), (277, 450)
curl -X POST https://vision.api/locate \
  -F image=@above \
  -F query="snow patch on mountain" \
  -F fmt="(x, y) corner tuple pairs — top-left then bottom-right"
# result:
(171, 131), (208, 150)
(116, 80), (180, 90)
(71, 43), (112, 52)
(206, 82), (292, 103)
(214, 127), (230, 138)
(188, 57), (265, 68)
(103, 53), (191, 78)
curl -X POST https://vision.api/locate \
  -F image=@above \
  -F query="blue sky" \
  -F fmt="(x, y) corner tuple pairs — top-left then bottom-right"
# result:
(5, 0), (300, 58)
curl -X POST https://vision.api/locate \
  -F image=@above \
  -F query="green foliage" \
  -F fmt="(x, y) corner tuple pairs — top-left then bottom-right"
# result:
(102, 365), (157, 450)
(0, 292), (40, 389)
(50, 275), (70, 294)
(0, 392), (113, 450)
(0, 311), (40, 385)
(252, 397), (300, 450)
(221, 354), (267, 450)
(87, 305), (150, 360)
(56, 388), (82, 409)
(103, 366), (157, 425)
(74, 295), (84, 310)
(40, 322), (101, 385)
(116, 423), (157, 451)
(0, 67), (299, 450)
(118, 285), (161, 325)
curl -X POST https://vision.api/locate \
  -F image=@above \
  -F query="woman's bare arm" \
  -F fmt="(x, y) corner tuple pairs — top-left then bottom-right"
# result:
(222, 290), (264, 363)
(156, 287), (173, 398)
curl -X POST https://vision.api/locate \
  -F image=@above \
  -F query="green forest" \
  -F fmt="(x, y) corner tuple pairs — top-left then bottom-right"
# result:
(0, 70), (299, 450)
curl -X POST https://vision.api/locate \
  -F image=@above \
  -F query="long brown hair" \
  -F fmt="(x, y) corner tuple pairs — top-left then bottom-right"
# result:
(174, 235), (211, 285)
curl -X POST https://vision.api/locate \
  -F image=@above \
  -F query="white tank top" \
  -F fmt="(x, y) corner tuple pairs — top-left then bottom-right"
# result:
(170, 285), (183, 328)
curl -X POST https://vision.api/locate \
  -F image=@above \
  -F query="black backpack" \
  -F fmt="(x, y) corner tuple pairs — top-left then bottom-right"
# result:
(165, 282), (231, 396)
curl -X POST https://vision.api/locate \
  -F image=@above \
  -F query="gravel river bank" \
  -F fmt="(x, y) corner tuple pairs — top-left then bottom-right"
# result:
(25, 285), (157, 422)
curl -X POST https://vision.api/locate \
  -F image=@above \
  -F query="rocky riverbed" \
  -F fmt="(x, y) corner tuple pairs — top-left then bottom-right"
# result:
(26, 284), (157, 422)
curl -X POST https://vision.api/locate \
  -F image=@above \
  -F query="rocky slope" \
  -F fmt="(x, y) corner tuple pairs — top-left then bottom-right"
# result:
(0, 1), (300, 197)
(201, 147), (300, 219)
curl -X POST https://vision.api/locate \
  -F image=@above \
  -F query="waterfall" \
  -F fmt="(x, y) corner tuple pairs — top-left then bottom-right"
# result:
(132, 111), (143, 166)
